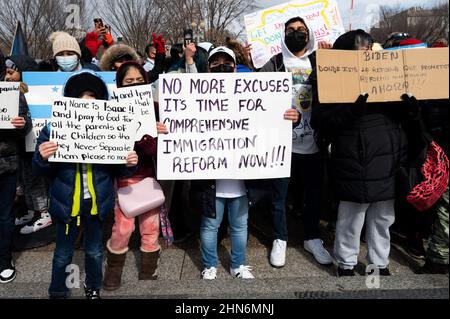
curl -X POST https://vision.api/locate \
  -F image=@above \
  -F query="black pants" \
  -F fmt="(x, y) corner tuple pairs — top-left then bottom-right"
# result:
(289, 153), (324, 240)
(0, 172), (17, 265)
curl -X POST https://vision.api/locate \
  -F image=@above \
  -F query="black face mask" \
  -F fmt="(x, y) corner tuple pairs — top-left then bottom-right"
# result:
(285, 30), (308, 53)
(209, 64), (235, 73)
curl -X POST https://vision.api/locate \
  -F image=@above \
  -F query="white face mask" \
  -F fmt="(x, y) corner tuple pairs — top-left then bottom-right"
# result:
(56, 55), (79, 72)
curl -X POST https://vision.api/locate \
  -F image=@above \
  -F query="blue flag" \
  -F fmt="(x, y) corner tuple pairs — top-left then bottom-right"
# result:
(10, 22), (29, 56)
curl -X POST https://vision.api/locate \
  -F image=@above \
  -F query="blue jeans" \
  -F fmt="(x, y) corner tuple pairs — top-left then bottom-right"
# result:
(200, 196), (249, 269)
(0, 172), (17, 266)
(271, 178), (290, 241)
(49, 200), (103, 298)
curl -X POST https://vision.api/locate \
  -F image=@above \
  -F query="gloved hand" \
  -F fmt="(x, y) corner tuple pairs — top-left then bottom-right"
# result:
(152, 33), (166, 55)
(351, 93), (369, 117)
(401, 93), (420, 115)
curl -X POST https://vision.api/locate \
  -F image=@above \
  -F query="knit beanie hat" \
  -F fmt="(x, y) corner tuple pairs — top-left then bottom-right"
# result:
(49, 32), (81, 57)
(64, 70), (109, 101)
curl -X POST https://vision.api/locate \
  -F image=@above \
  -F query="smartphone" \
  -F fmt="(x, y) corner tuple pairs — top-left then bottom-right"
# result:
(184, 29), (194, 46)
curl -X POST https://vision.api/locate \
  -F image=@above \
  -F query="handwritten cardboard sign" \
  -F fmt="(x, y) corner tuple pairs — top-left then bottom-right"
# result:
(157, 73), (293, 180)
(111, 85), (157, 141)
(316, 48), (450, 103)
(0, 82), (20, 129)
(49, 97), (136, 164)
(245, 0), (345, 69)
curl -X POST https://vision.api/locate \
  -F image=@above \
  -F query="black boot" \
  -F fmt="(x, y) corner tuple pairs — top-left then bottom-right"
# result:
(417, 260), (449, 274)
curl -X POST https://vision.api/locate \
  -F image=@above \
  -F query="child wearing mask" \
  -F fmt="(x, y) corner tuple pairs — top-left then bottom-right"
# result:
(33, 70), (138, 298)
(40, 32), (99, 72)
(102, 61), (171, 291)
(186, 47), (299, 279)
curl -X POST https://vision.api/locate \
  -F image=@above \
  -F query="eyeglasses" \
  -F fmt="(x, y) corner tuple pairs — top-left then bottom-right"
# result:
(286, 26), (308, 35)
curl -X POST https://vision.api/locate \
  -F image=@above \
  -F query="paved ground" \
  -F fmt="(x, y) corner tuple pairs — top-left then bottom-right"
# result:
(1, 209), (448, 299)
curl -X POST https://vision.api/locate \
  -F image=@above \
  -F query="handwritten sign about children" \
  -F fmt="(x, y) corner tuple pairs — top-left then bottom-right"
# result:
(0, 82), (20, 129)
(49, 97), (136, 164)
(22, 72), (116, 152)
(111, 84), (157, 141)
(316, 48), (450, 103)
(157, 73), (293, 180)
(244, 0), (345, 69)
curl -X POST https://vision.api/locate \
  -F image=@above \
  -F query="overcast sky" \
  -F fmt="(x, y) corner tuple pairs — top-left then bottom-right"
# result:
(255, 0), (445, 31)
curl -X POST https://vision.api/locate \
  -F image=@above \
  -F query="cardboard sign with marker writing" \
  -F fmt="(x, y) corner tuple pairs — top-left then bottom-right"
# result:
(317, 48), (449, 103)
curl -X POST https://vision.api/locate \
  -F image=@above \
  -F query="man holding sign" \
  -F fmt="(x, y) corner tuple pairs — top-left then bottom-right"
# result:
(0, 77), (32, 283)
(32, 70), (138, 299)
(158, 47), (298, 279)
(259, 16), (333, 269)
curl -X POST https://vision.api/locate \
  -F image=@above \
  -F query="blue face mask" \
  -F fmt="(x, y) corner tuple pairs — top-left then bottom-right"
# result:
(56, 55), (79, 72)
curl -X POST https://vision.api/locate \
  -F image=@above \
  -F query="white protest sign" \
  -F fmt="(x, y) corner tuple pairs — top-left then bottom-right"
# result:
(49, 97), (136, 164)
(245, 0), (345, 69)
(157, 73), (293, 180)
(0, 82), (20, 129)
(111, 84), (157, 141)
(22, 72), (117, 152)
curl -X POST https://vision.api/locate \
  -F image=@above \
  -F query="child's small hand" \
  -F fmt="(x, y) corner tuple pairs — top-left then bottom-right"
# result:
(156, 122), (168, 134)
(11, 117), (26, 129)
(284, 109), (300, 122)
(126, 151), (138, 167)
(39, 142), (58, 161)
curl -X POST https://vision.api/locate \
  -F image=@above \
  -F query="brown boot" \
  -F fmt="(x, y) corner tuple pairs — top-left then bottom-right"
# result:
(103, 249), (127, 291)
(139, 249), (160, 280)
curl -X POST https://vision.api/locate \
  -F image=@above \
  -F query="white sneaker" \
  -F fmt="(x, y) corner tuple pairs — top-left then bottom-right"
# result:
(20, 213), (52, 235)
(230, 265), (254, 279)
(270, 239), (287, 268)
(304, 239), (333, 265)
(201, 267), (217, 280)
(0, 261), (16, 284)
(15, 210), (35, 226)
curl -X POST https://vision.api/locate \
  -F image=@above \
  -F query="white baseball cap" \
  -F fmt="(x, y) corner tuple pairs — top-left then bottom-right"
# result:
(198, 42), (214, 53)
(208, 46), (236, 64)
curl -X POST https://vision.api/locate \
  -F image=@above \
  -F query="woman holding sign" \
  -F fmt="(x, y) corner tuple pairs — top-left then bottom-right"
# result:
(0, 53), (32, 284)
(103, 61), (170, 291)
(33, 70), (138, 299)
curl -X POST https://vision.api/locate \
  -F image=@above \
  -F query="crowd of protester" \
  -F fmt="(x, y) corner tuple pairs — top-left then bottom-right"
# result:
(0, 15), (448, 299)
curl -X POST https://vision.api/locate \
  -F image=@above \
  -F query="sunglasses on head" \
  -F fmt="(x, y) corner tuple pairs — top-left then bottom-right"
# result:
(389, 32), (410, 40)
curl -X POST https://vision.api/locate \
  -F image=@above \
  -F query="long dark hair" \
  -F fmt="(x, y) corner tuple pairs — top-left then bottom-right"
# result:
(115, 61), (149, 88)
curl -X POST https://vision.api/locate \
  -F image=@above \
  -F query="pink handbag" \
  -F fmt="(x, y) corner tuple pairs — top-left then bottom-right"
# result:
(117, 177), (166, 218)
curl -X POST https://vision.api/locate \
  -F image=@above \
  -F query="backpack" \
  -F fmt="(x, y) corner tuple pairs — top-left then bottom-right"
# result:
(406, 140), (449, 211)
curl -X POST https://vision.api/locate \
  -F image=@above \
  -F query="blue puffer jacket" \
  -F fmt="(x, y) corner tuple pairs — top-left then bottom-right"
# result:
(32, 125), (135, 224)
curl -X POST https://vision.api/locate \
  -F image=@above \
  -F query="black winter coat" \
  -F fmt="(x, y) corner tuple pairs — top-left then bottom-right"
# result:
(311, 102), (409, 203)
